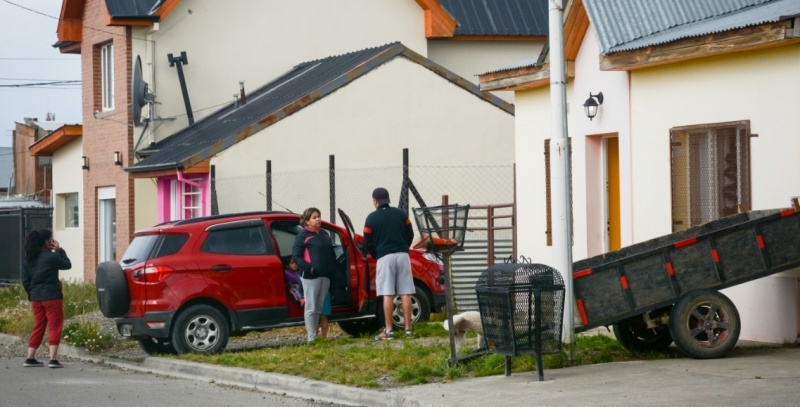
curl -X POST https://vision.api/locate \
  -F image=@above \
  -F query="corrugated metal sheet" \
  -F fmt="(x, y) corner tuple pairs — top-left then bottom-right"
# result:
(584, 0), (795, 55)
(440, 0), (549, 36)
(105, 0), (160, 18)
(129, 43), (402, 172)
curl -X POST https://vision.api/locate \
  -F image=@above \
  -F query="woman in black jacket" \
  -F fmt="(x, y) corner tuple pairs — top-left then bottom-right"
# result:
(292, 207), (336, 342)
(21, 229), (71, 368)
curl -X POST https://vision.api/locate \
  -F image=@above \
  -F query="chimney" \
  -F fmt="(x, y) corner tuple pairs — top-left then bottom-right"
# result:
(239, 81), (247, 106)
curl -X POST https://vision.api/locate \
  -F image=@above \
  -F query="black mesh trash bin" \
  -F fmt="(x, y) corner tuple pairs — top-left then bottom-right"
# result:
(475, 262), (565, 381)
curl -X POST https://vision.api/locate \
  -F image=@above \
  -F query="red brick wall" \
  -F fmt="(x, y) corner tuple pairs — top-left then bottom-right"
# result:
(81, 0), (135, 281)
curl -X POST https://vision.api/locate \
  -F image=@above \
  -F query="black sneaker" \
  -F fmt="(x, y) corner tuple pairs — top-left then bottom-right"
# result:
(48, 360), (63, 369)
(23, 359), (43, 367)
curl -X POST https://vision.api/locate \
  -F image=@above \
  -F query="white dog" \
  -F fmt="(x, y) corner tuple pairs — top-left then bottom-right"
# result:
(443, 311), (485, 351)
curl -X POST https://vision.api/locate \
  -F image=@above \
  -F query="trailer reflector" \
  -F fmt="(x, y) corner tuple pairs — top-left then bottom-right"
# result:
(780, 209), (795, 217)
(666, 262), (674, 276)
(711, 249), (720, 263)
(674, 237), (697, 248)
(756, 235), (765, 248)
(573, 268), (593, 279)
(620, 276), (629, 289)
(576, 299), (588, 325)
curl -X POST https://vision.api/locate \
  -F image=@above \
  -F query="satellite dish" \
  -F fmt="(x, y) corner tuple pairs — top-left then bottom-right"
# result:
(131, 55), (155, 127)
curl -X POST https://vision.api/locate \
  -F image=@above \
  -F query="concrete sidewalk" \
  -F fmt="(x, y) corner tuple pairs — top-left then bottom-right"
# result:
(4, 333), (798, 406)
(69, 341), (800, 406)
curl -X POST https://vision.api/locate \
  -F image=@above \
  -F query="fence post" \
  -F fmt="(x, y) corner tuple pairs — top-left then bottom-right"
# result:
(266, 160), (272, 211)
(487, 205), (495, 266)
(210, 165), (218, 215)
(401, 148), (409, 215)
(329, 155), (336, 223)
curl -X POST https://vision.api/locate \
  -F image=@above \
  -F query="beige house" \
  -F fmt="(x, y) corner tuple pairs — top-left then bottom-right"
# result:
(28, 124), (85, 282)
(55, 0), (546, 279)
(480, 0), (800, 343)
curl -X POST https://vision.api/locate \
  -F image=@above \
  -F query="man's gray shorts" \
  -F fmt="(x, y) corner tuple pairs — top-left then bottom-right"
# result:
(376, 252), (415, 296)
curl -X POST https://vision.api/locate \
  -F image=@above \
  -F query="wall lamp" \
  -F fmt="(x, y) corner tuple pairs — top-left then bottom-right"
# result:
(82, 156), (89, 170)
(583, 92), (604, 121)
(114, 151), (123, 166)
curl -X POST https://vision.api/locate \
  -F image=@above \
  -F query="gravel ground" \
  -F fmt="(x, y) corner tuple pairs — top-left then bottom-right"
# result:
(0, 311), (344, 361)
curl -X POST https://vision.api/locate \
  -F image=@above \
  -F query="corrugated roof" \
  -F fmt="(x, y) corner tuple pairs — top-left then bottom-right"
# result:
(128, 42), (513, 173)
(584, 0), (795, 54)
(0, 147), (14, 189)
(105, 0), (161, 18)
(439, 0), (549, 36)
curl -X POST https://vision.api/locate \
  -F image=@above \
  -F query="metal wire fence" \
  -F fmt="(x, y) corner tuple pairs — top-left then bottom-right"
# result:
(214, 164), (515, 233)
(212, 162), (515, 313)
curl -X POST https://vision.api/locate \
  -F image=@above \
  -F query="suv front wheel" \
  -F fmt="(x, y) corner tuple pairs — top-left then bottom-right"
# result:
(171, 305), (229, 354)
(391, 284), (431, 330)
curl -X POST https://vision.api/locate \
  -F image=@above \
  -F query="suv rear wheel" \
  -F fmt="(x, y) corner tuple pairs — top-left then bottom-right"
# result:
(171, 305), (229, 354)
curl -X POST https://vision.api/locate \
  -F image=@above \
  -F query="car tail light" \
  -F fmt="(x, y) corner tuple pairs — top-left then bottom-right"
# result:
(135, 265), (174, 283)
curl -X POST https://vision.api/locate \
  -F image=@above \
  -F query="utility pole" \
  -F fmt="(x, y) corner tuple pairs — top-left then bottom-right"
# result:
(548, 0), (575, 363)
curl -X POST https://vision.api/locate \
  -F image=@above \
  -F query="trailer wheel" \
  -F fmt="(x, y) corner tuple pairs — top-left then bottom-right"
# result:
(613, 318), (673, 352)
(669, 290), (740, 359)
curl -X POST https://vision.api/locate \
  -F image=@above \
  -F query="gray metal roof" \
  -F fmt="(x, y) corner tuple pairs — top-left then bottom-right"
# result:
(439, 0), (549, 36)
(105, 0), (161, 19)
(0, 147), (13, 189)
(127, 42), (513, 174)
(585, 0), (799, 55)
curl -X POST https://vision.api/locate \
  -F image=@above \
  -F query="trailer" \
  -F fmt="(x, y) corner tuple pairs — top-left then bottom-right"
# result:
(572, 206), (800, 359)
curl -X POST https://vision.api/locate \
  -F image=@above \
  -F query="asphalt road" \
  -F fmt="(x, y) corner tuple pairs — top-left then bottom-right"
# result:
(0, 356), (340, 407)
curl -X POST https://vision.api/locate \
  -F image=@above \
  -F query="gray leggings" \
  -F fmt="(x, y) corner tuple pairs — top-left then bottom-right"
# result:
(301, 276), (330, 342)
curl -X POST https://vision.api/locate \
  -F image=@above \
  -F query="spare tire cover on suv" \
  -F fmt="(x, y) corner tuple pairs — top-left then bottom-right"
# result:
(96, 261), (130, 318)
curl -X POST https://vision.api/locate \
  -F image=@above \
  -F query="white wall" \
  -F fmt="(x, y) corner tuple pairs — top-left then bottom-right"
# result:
(137, 0), (426, 143)
(428, 40), (545, 103)
(52, 139), (83, 282)
(630, 45), (800, 343)
(211, 57), (514, 229)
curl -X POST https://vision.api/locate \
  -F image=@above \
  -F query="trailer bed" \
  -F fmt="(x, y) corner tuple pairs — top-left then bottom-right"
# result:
(572, 207), (800, 333)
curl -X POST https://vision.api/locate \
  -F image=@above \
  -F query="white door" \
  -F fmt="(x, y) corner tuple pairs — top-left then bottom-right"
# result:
(98, 186), (116, 262)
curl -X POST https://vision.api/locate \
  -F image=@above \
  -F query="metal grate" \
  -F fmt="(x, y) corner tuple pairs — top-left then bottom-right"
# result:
(475, 263), (565, 356)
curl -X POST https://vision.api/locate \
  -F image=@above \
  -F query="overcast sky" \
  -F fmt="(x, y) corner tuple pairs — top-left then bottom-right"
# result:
(0, 0), (81, 148)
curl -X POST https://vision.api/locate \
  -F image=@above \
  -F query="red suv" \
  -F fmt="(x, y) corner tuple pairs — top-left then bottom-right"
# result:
(95, 210), (445, 355)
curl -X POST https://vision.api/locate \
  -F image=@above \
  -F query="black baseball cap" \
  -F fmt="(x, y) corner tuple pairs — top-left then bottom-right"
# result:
(372, 187), (390, 205)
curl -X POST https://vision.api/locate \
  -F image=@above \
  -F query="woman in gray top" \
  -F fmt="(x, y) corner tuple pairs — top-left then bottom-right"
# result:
(21, 229), (71, 368)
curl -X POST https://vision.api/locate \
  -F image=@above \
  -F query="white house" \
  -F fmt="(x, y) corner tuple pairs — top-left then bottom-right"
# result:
(480, 0), (800, 343)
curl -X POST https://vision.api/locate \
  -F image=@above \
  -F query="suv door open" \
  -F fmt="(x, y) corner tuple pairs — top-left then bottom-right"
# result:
(338, 208), (371, 311)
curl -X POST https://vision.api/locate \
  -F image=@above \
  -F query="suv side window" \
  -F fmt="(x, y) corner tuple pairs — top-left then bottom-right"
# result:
(153, 234), (190, 258)
(201, 224), (274, 255)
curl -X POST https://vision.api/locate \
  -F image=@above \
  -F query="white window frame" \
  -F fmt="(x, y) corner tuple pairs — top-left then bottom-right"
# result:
(63, 192), (79, 228)
(170, 178), (202, 220)
(101, 43), (114, 111)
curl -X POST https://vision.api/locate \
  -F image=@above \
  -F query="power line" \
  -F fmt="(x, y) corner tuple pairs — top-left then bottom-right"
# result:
(0, 80), (81, 88)
(2, 0), (156, 44)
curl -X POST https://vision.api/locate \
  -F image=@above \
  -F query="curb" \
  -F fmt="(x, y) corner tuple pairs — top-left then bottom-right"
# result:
(53, 338), (412, 407)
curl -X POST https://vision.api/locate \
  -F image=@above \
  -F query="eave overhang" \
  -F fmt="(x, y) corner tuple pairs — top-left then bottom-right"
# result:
(28, 125), (82, 156)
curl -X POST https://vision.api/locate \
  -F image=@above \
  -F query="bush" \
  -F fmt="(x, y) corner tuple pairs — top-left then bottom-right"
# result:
(62, 319), (115, 353)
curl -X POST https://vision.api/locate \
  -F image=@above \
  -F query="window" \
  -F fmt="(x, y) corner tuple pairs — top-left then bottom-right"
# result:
(670, 121), (751, 232)
(101, 43), (114, 110)
(201, 225), (273, 255)
(170, 179), (202, 220)
(62, 193), (79, 228)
